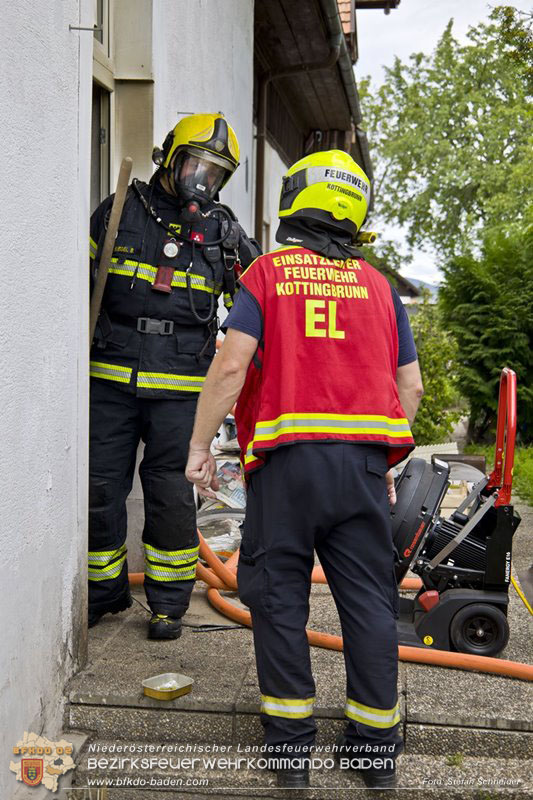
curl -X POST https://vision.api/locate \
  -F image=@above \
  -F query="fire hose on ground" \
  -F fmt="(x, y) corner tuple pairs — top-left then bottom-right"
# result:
(128, 531), (533, 682)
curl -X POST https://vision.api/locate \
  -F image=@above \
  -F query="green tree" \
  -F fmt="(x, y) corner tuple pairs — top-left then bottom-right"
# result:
(409, 291), (461, 445)
(360, 8), (533, 259)
(440, 217), (533, 442)
(492, 6), (533, 87)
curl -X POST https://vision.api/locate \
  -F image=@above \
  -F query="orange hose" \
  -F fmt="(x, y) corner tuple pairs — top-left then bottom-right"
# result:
(127, 530), (532, 681)
(309, 565), (421, 591)
(224, 549), (240, 572)
(196, 562), (227, 590)
(198, 531), (238, 590)
(207, 587), (533, 681)
(130, 563), (421, 590)
(401, 577), (423, 590)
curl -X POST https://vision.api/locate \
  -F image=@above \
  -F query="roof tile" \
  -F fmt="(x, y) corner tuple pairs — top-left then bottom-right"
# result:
(337, 1), (353, 34)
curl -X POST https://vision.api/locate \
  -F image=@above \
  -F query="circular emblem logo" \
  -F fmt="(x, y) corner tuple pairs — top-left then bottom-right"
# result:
(423, 635), (434, 646)
(164, 241), (179, 258)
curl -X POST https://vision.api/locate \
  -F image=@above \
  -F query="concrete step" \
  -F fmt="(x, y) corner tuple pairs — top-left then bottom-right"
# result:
(68, 740), (532, 799)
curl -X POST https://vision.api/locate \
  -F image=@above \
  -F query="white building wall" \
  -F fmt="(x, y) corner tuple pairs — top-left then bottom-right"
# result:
(0, 1), (93, 796)
(263, 141), (290, 252)
(152, 0), (255, 233)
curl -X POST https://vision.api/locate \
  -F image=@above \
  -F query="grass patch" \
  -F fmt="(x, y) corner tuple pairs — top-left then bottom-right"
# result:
(446, 752), (464, 767)
(463, 445), (533, 505)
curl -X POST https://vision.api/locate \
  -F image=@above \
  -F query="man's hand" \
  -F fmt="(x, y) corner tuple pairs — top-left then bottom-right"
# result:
(185, 447), (220, 499)
(386, 469), (397, 506)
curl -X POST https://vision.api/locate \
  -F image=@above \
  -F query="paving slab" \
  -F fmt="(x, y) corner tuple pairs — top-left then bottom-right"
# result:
(69, 596), (254, 713)
(405, 723), (533, 759)
(69, 704), (235, 744)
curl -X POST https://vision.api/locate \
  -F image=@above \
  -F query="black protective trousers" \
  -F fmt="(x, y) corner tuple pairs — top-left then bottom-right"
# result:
(237, 442), (402, 757)
(88, 379), (198, 617)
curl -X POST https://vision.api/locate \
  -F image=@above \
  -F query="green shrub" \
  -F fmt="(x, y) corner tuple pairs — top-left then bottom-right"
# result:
(410, 292), (461, 445)
(464, 444), (533, 505)
(440, 219), (533, 443)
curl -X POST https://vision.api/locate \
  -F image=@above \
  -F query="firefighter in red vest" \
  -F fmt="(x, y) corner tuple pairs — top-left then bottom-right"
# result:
(185, 150), (424, 789)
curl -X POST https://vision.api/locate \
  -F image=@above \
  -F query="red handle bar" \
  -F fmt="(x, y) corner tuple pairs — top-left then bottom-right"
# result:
(486, 368), (517, 506)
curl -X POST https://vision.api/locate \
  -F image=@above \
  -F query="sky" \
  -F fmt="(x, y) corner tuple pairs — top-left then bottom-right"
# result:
(354, 0), (531, 284)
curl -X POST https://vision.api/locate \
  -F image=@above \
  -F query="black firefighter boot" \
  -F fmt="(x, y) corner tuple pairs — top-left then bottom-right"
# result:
(148, 614), (183, 640)
(276, 767), (310, 789)
(88, 589), (133, 628)
(335, 732), (400, 789)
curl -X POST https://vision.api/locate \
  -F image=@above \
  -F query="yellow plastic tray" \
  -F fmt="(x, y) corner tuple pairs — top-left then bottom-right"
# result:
(142, 672), (193, 700)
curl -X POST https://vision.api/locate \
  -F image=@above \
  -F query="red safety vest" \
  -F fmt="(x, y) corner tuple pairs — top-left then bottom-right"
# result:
(235, 246), (415, 475)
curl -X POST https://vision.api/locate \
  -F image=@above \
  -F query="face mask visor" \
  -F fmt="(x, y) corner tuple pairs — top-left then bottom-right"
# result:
(172, 150), (228, 201)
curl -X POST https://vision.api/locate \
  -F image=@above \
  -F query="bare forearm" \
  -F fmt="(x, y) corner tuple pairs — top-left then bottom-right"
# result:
(398, 387), (421, 427)
(189, 359), (247, 450)
(396, 360), (424, 427)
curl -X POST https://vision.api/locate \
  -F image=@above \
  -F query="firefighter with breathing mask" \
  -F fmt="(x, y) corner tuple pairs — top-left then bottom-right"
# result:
(88, 113), (260, 638)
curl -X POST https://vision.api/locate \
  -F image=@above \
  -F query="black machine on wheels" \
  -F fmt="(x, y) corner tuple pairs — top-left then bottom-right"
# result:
(392, 368), (521, 657)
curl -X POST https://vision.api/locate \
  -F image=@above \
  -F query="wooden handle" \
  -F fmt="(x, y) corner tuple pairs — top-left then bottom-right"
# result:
(89, 157), (133, 341)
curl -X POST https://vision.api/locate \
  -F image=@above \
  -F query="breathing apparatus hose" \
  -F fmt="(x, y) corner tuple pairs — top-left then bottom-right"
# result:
(185, 207), (236, 324)
(127, 531), (533, 682)
(133, 179), (235, 324)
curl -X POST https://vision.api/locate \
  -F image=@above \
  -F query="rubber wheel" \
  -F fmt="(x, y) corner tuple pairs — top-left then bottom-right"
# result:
(450, 603), (509, 657)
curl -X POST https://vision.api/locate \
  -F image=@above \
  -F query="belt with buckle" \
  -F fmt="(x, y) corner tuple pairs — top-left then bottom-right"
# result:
(137, 317), (174, 335)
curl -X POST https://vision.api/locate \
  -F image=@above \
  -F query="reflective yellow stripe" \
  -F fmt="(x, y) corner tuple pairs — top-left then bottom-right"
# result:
(261, 695), (315, 718)
(224, 292), (234, 308)
(244, 413), (412, 467)
(89, 236), (98, 260)
(254, 426), (411, 438)
(137, 372), (205, 392)
(254, 413), (411, 441)
(108, 259), (215, 293)
(145, 563), (197, 582)
(345, 698), (401, 729)
(244, 442), (259, 465)
(88, 544), (127, 564)
(144, 543), (199, 565)
(90, 361), (133, 384)
(88, 553), (127, 582)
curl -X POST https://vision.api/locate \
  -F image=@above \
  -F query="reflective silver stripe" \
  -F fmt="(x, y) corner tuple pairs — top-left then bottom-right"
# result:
(244, 441), (259, 465)
(89, 237), (98, 259)
(108, 260), (214, 293)
(255, 417), (412, 435)
(174, 271), (213, 292)
(90, 361), (132, 384)
(88, 554), (127, 582)
(144, 543), (199, 564)
(260, 695), (315, 718)
(88, 545), (127, 565)
(137, 372), (205, 391)
(345, 698), (401, 729)
(306, 166), (371, 201)
(261, 701), (313, 714)
(109, 263), (156, 282)
(145, 563), (197, 582)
